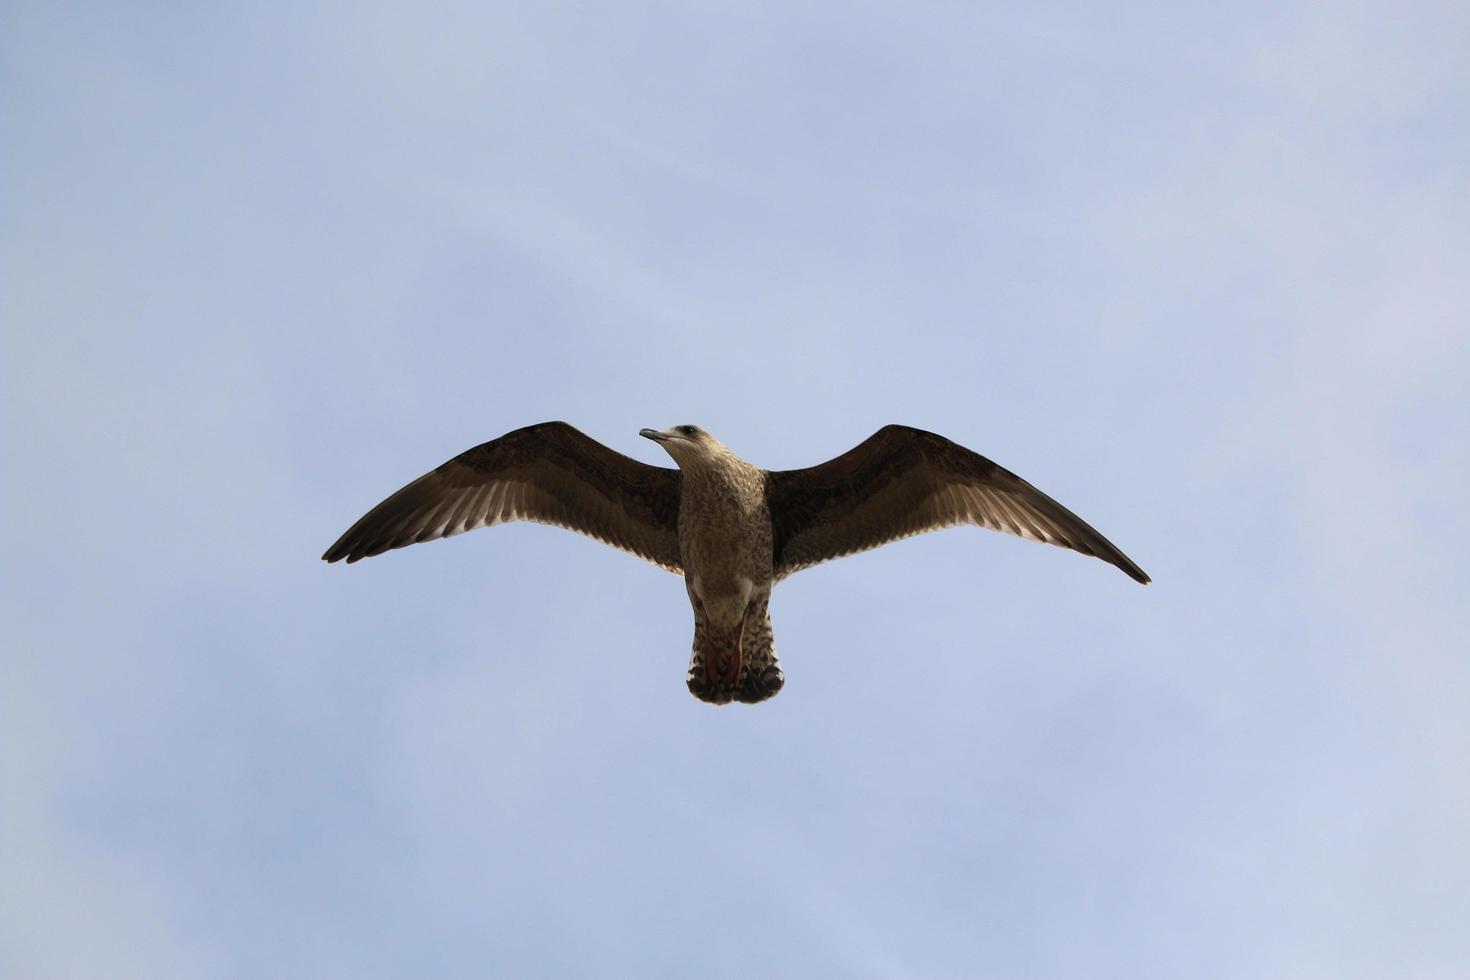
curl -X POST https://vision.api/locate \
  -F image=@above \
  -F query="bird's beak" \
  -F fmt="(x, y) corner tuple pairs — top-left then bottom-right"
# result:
(639, 428), (670, 443)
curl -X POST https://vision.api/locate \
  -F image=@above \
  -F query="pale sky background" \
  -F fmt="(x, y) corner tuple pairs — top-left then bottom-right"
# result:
(4, 2), (1469, 978)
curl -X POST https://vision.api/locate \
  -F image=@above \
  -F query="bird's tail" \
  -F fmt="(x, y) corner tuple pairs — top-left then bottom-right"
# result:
(687, 605), (784, 705)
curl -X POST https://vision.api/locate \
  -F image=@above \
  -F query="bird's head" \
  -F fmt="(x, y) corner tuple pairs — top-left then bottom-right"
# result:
(639, 424), (727, 469)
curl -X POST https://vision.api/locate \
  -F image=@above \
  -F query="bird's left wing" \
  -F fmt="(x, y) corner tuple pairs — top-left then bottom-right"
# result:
(765, 425), (1149, 583)
(322, 421), (683, 572)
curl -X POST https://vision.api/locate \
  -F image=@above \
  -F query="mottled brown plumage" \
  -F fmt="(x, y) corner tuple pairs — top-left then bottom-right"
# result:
(320, 422), (681, 570)
(766, 425), (1150, 583)
(657, 428), (781, 704)
(323, 421), (1149, 705)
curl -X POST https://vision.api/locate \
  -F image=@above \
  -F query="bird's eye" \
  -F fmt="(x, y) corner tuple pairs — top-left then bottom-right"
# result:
(679, 425), (697, 436)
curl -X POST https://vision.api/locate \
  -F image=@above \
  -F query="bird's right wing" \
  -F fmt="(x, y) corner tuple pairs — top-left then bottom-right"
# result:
(323, 421), (683, 572)
(765, 425), (1149, 583)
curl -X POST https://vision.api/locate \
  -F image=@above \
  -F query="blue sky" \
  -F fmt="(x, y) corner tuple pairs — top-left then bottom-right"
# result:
(4, 2), (1468, 977)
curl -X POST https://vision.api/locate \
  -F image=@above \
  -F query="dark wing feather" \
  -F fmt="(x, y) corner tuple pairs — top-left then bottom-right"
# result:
(322, 421), (683, 571)
(765, 425), (1149, 583)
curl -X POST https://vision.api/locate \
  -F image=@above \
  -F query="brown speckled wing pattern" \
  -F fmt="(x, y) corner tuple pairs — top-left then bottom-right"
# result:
(322, 421), (683, 572)
(765, 425), (1149, 584)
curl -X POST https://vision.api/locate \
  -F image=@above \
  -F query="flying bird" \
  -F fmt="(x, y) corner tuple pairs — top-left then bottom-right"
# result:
(323, 422), (1149, 705)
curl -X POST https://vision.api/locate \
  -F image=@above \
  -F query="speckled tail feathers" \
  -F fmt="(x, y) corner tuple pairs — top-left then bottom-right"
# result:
(686, 607), (784, 705)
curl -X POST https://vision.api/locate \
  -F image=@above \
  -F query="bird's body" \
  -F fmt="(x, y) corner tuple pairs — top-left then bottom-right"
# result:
(323, 422), (1149, 705)
(677, 445), (771, 626)
(666, 433), (781, 703)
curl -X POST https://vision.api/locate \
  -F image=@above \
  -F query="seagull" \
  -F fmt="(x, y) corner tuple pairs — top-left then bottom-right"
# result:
(323, 422), (1149, 705)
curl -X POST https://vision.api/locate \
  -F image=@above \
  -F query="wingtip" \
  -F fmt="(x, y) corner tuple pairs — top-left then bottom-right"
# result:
(322, 535), (369, 563)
